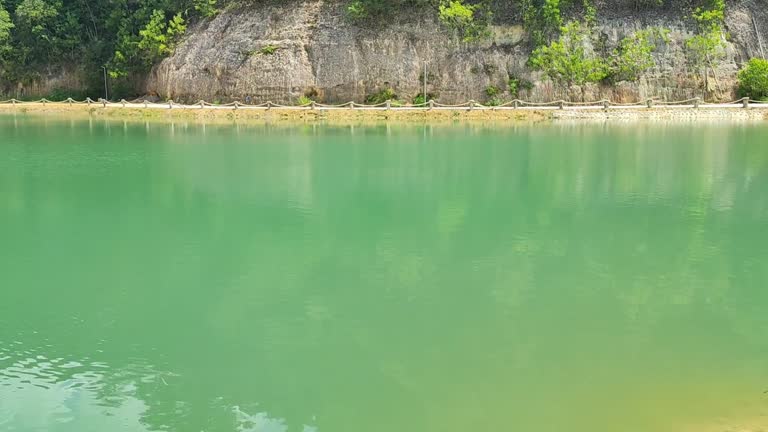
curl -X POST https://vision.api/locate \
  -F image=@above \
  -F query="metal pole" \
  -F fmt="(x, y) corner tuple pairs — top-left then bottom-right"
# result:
(102, 66), (109, 101)
(753, 15), (765, 59)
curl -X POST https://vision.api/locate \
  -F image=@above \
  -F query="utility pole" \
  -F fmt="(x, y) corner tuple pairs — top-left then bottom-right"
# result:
(102, 66), (109, 101)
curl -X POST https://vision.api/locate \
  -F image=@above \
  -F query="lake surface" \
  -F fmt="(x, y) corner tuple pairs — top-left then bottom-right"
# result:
(1, 116), (768, 432)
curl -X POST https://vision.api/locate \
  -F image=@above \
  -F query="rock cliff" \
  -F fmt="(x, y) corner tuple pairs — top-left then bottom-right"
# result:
(144, 0), (766, 103)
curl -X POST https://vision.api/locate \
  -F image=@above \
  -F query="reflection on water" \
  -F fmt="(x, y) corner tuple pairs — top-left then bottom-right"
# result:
(1, 117), (768, 432)
(0, 340), (155, 432)
(0, 341), (308, 432)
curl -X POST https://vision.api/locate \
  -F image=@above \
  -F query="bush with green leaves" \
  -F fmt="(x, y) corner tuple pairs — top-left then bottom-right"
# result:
(529, 21), (608, 87)
(521, 0), (567, 47)
(412, 92), (437, 105)
(737, 58), (768, 100)
(347, 0), (432, 21)
(485, 85), (500, 97)
(297, 95), (314, 106)
(0, 3), (12, 58)
(259, 45), (279, 55)
(507, 76), (533, 97)
(686, 0), (726, 72)
(438, 0), (492, 42)
(609, 27), (669, 82)
(348, 0), (491, 42)
(134, 10), (186, 68)
(193, 0), (218, 18)
(0, 0), (219, 98)
(365, 88), (398, 104)
(520, 0), (594, 47)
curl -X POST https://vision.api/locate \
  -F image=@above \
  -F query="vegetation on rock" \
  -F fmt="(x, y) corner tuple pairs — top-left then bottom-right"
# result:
(738, 58), (768, 100)
(0, 0), (766, 103)
(0, 0), (218, 96)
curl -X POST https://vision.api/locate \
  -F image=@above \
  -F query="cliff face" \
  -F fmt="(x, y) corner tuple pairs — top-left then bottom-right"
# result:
(147, 0), (767, 104)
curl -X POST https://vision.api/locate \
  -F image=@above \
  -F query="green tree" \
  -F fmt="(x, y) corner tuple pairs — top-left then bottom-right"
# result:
(438, 0), (491, 42)
(0, 2), (13, 57)
(686, 0), (726, 76)
(737, 58), (768, 100)
(609, 27), (669, 82)
(529, 21), (608, 87)
(521, 0), (566, 47)
(13, 0), (62, 63)
(193, 0), (217, 18)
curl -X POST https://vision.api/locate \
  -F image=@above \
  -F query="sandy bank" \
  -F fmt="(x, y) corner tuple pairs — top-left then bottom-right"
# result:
(0, 103), (767, 123)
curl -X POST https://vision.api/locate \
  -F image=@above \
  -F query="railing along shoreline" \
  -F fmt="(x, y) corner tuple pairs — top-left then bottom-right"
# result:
(1, 97), (767, 110)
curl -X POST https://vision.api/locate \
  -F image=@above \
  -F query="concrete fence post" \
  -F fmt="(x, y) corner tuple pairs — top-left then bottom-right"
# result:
(311, 101), (316, 110)
(42, 99), (47, 107)
(266, 101), (272, 110)
(429, 100), (435, 110)
(558, 100), (564, 110)
(234, 101), (239, 110)
(742, 97), (749, 108)
(647, 99), (653, 109)
(469, 100), (475, 111)
(386, 100), (391, 110)
(693, 98), (700, 109)
(169, 100), (174, 109)
(199, 100), (205, 109)
(603, 100), (609, 110)
(513, 100), (519, 109)
(121, 99), (126, 108)
(349, 102), (355, 110)
(144, 100), (149, 109)
(102, 98), (107, 108)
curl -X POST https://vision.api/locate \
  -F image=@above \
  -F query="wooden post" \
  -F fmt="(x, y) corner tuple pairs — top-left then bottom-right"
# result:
(694, 97), (700, 109)
(386, 100), (391, 110)
(102, 98), (106, 108)
(647, 99), (653, 108)
(603, 100), (609, 110)
(469, 100), (475, 111)
(558, 100), (564, 110)
(311, 101), (316, 110)
(513, 100), (519, 109)
(742, 97), (749, 108)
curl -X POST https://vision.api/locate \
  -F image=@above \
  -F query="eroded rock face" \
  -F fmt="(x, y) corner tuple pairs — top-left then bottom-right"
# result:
(146, 0), (768, 104)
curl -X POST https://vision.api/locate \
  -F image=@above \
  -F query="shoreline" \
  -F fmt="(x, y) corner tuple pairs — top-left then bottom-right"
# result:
(1, 103), (767, 123)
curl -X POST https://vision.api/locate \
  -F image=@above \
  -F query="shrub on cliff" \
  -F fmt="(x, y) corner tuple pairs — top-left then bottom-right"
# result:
(438, 0), (492, 42)
(365, 88), (398, 104)
(738, 58), (768, 100)
(608, 27), (669, 83)
(529, 21), (608, 87)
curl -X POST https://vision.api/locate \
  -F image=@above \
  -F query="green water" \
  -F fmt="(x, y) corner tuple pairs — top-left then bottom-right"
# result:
(1, 117), (768, 432)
